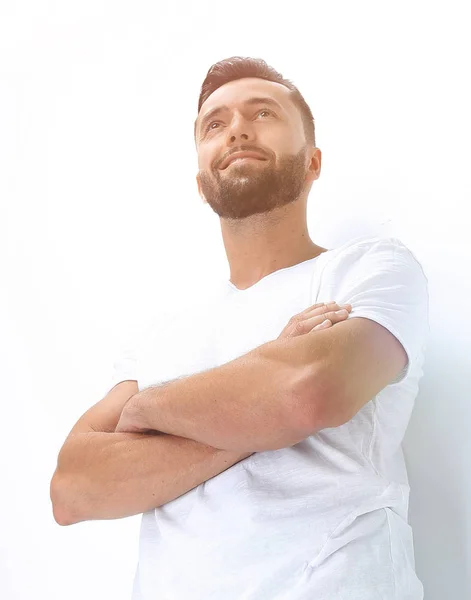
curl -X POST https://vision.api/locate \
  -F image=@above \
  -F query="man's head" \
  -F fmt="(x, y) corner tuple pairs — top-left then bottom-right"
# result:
(194, 57), (321, 221)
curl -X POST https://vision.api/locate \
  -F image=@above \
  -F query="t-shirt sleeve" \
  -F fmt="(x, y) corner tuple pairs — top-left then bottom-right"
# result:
(109, 321), (146, 389)
(320, 236), (430, 385)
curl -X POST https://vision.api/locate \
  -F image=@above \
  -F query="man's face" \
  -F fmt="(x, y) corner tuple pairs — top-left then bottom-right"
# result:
(195, 77), (318, 220)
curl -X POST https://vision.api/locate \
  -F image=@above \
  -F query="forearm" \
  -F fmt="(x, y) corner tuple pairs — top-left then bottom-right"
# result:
(119, 339), (310, 453)
(51, 431), (252, 525)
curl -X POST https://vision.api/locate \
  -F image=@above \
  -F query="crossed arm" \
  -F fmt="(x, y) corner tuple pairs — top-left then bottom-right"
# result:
(114, 308), (407, 454)
(115, 336), (322, 453)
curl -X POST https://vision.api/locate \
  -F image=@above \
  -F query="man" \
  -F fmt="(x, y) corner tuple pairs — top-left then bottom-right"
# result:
(51, 57), (429, 599)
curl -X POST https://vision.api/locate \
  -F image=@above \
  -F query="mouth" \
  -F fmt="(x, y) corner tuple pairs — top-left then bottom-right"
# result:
(224, 157), (266, 169)
(219, 152), (268, 170)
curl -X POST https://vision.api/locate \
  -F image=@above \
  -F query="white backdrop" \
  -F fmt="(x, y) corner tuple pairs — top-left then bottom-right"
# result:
(1, 1), (470, 599)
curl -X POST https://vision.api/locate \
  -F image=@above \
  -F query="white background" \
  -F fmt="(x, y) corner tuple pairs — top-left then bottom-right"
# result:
(1, 1), (470, 598)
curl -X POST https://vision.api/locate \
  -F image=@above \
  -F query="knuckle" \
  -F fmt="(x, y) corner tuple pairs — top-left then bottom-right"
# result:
(322, 301), (337, 311)
(293, 319), (305, 334)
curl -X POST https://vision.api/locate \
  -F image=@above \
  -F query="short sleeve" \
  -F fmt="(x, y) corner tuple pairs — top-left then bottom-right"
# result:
(320, 236), (430, 385)
(108, 307), (177, 390)
(109, 321), (145, 389)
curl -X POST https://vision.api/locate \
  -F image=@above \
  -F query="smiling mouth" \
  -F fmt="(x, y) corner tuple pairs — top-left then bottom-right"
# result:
(223, 157), (267, 169)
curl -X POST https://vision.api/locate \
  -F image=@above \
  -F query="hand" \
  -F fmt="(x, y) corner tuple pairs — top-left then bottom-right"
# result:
(277, 301), (352, 340)
(115, 396), (154, 434)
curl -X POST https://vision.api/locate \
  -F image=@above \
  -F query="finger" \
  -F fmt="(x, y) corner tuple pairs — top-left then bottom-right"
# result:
(302, 304), (352, 322)
(305, 309), (350, 330)
(299, 300), (339, 315)
(324, 308), (350, 322)
(313, 319), (332, 330)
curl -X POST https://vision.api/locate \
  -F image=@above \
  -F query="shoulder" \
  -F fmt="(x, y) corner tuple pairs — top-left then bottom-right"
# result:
(330, 233), (407, 257)
(322, 234), (427, 278)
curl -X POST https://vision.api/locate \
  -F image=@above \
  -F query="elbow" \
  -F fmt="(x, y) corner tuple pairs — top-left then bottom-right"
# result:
(52, 504), (73, 527)
(50, 474), (83, 526)
(50, 483), (71, 526)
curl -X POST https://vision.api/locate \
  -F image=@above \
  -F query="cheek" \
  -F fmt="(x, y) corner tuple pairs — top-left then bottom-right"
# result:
(198, 148), (217, 171)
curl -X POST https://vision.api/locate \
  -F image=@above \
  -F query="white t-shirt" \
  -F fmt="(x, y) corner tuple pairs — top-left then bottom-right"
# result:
(111, 234), (430, 600)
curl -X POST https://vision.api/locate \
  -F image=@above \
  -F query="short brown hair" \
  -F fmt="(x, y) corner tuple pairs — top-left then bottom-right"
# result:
(194, 56), (316, 147)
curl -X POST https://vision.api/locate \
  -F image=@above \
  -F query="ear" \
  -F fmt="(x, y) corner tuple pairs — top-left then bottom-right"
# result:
(196, 173), (207, 204)
(308, 147), (322, 180)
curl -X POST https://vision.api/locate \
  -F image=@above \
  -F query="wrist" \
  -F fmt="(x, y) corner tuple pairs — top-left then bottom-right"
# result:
(115, 392), (150, 433)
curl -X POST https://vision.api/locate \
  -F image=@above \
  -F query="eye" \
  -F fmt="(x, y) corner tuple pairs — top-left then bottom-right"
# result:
(205, 109), (273, 133)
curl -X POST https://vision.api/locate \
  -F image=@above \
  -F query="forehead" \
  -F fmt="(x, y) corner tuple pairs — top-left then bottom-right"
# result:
(197, 77), (294, 128)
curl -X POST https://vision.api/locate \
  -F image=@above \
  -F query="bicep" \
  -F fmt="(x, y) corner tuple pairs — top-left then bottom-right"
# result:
(314, 317), (408, 428)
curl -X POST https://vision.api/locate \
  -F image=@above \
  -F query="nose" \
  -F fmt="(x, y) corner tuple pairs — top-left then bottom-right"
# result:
(230, 132), (248, 142)
(226, 113), (254, 143)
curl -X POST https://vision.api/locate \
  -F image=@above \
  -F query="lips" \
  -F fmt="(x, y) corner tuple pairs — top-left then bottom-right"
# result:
(220, 151), (267, 170)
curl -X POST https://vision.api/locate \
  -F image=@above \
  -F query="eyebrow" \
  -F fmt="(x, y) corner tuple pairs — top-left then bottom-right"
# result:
(198, 96), (284, 136)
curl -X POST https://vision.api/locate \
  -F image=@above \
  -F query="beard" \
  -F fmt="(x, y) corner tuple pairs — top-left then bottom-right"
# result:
(198, 146), (309, 220)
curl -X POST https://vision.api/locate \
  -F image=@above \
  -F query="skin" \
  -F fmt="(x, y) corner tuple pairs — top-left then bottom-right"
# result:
(195, 76), (328, 291)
